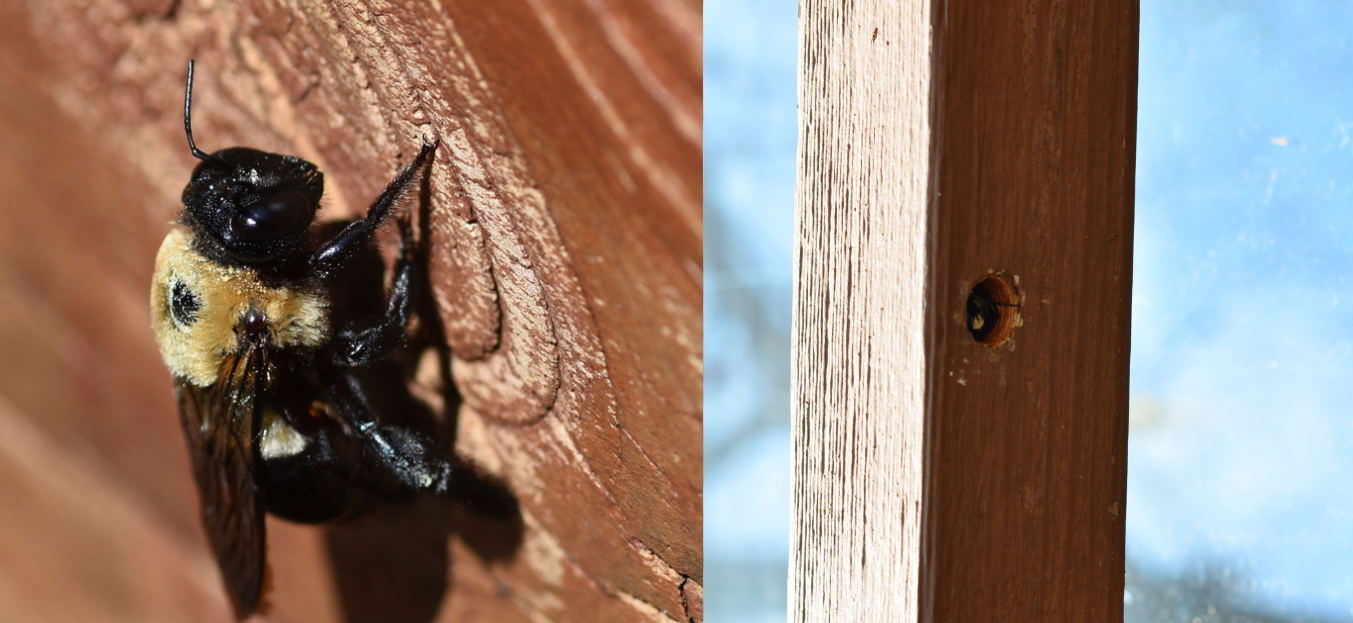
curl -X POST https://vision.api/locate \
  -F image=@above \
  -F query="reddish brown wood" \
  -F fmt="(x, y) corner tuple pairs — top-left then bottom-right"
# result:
(0, 0), (701, 620)
(925, 1), (1137, 620)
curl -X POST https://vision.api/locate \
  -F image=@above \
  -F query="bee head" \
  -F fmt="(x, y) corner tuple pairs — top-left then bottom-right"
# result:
(180, 61), (324, 265)
(181, 149), (324, 264)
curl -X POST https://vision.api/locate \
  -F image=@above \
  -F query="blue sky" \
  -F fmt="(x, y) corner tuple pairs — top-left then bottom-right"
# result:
(1128, 2), (1353, 618)
(704, 0), (797, 620)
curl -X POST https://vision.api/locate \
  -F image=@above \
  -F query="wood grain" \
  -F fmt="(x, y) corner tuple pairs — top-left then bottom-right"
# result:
(926, 1), (1137, 620)
(791, 0), (932, 620)
(793, 0), (1137, 620)
(0, 0), (701, 621)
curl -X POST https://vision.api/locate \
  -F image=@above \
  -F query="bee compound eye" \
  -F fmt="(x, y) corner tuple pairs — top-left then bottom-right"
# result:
(231, 191), (311, 241)
(170, 279), (202, 327)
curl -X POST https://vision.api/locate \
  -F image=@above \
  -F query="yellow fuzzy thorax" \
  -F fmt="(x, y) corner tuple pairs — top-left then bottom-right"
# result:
(150, 230), (329, 387)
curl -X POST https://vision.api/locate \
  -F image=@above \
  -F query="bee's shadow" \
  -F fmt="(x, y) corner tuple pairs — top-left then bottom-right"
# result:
(324, 484), (523, 623)
(320, 353), (523, 623)
(313, 174), (523, 623)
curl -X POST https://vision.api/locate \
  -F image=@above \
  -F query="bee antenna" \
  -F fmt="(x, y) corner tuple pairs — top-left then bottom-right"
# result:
(184, 60), (228, 167)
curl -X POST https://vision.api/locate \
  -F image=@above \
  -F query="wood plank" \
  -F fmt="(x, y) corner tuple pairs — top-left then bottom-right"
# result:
(793, 0), (1137, 620)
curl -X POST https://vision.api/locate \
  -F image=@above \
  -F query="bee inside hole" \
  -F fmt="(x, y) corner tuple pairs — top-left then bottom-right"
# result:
(966, 274), (1021, 347)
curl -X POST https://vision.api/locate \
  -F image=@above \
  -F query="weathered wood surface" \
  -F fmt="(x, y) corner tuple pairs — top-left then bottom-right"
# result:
(793, 0), (1137, 621)
(0, 0), (702, 621)
(790, 0), (932, 620)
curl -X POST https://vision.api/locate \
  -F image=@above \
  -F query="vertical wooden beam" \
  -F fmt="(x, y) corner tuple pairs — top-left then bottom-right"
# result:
(792, 0), (1138, 620)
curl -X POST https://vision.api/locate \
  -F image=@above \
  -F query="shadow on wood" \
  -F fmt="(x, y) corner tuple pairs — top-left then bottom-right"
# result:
(326, 490), (524, 623)
(320, 215), (525, 623)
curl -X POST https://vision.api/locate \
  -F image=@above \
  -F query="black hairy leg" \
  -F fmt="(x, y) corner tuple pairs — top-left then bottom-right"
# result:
(332, 216), (417, 367)
(310, 136), (439, 279)
(326, 366), (455, 497)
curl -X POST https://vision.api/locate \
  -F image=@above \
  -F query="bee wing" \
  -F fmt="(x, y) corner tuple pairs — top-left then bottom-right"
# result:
(175, 346), (267, 620)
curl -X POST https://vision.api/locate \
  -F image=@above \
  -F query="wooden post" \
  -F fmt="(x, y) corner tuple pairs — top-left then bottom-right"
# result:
(793, 1), (1137, 621)
(0, 1), (701, 621)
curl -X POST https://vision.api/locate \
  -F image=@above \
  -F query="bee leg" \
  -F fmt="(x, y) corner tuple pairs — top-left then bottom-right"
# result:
(332, 216), (417, 367)
(327, 367), (455, 496)
(309, 136), (438, 279)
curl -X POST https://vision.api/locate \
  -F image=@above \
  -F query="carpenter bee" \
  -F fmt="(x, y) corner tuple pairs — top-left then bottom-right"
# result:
(966, 288), (1020, 343)
(150, 61), (455, 619)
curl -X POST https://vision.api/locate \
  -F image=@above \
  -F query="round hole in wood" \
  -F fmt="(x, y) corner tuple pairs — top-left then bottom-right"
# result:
(966, 274), (1020, 347)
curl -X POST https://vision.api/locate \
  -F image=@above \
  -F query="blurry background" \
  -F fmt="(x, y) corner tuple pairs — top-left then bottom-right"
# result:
(1127, 1), (1353, 621)
(704, 0), (796, 621)
(706, 0), (1353, 621)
